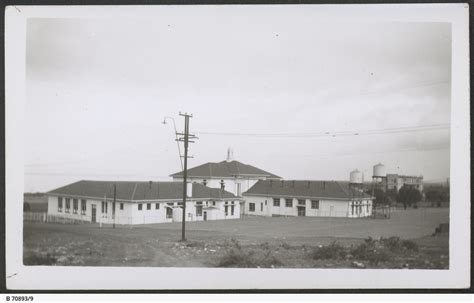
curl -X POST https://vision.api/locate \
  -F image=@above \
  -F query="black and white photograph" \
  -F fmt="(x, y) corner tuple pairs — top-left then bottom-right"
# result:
(5, 4), (470, 290)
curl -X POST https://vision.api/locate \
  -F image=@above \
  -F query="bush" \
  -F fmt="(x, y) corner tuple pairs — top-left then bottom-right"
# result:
(401, 240), (419, 252)
(24, 253), (57, 265)
(350, 237), (390, 265)
(312, 241), (346, 260)
(380, 237), (402, 252)
(217, 239), (282, 268)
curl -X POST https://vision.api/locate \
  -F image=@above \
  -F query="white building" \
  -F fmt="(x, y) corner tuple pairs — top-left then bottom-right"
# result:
(46, 180), (241, 225)
(242, 180), (374, 218)
(170, 149), (281, 198)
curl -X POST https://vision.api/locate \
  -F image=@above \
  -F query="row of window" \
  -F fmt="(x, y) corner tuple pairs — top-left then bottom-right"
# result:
(57, 197), (87, 215)
(272, 198), (319, 209)
(248, 199), (319, 212)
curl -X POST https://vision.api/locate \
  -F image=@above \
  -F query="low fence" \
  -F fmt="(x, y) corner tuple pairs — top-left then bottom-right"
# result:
(23, 212), (90, 225)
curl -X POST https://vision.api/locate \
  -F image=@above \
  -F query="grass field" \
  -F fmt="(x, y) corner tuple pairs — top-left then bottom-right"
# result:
(23, 207), (449, 269)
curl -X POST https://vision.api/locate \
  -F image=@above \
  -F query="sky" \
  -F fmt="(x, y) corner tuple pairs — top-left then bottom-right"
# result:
(24, 13), (451, 192)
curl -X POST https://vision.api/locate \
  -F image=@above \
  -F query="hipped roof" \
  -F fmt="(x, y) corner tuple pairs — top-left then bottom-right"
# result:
(47, 180), (237, 201)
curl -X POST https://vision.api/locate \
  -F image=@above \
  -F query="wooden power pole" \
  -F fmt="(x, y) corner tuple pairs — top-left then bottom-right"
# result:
(176, 113), (197, 242)
(113, 183), (116, 229)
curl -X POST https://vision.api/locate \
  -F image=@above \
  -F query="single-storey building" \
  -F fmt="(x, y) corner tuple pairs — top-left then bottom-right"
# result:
(242, 180), (374, 218)
(47, 180), (241, 225)
(170, 149), (281, 197)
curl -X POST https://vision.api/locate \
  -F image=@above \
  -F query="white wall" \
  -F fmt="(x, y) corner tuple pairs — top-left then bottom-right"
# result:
(47, 195), (241, 225)
(173, 176), (266, 197)
(242, 195), (373, 218)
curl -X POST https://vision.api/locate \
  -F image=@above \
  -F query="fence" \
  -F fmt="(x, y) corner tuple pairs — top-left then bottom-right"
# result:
(23, 212), (90, 225)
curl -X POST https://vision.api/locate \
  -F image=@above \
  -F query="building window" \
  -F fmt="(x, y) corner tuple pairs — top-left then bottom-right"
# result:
(120, 203), (124, 210)
(73, 199), (78, 214)
(167, 202), (174, 206)
(298, 199), (305, 206)
(58, 197), (63, 212)
(203, 179), (207, 186)
(81, 199), (86, 215)
(231, 205), (234, 216)
(212, 201), (216, 206)
(155, 203), (159, 210)
(231, 201), (235, 205)
(196, 205), (203, 216)
(265, 200), (267, 206)
(147, 203), (151, 210)
(225, 201), (229, 205)
(196, 201), (203, 205)
(260, 203), (263, 211)
(166, 207), (173, 219)
(65, 198), (71, 213)
(285, 198), (293, 208)
(249, 203), (255, 212)
(225, 205), (228, 216)
(273, 198), (280, 207)
(311, 200), (319, 209)
(138, 203), (143, 211)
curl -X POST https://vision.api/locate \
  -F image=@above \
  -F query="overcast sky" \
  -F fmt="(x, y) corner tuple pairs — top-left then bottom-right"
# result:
(24, 13), (451, 192)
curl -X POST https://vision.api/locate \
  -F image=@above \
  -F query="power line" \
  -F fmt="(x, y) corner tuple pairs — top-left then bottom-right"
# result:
(194, 123), (450, 138)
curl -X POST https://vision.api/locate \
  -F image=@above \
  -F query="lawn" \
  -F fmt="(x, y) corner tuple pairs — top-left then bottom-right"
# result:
(23, 207), (449, 268)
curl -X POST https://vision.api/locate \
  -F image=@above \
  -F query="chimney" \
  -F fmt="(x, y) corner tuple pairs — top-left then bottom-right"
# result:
(186, 182), (193, 198)
(148, 181), (152, 189)
(292, 180), (295, 188)
(226, 147), (234, 162)
(270, 180), (273, 187)
(220, 179), (225, 190)
(281, 180), (284, 187)
(307, 181), (310, 188)
(323, 181), (326, 190)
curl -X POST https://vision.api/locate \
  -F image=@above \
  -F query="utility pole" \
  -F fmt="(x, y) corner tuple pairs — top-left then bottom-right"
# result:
(176, 113), (197, 242)
(113, 183), (116, 229)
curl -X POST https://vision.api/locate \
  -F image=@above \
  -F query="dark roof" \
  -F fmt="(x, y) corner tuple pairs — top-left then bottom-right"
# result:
(170, 160), (281, 179)
(243, 180), (373, 200)
(47, 180), (238, 201)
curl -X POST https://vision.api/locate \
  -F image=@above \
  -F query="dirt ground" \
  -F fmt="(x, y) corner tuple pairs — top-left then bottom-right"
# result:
(23, 208), (449, 268)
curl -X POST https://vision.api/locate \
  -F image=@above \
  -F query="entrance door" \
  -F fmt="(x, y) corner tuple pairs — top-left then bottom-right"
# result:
(91, 205), (97, 223)
(297, 206), (306, 217)
(203, 211), (207, 221)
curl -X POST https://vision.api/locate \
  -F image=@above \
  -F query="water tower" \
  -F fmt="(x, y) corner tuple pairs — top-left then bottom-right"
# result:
(372, 163), (387, 189)
(372, 163), (390, 218)
(349, 169), (364, 192)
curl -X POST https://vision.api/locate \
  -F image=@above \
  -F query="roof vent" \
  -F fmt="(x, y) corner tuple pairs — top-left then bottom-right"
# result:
(226, 147), (234, 162)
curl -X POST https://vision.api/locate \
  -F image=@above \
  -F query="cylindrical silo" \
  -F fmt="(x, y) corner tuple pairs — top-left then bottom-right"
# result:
(373, 163), (387, 178)
(350, 169), (364, 184)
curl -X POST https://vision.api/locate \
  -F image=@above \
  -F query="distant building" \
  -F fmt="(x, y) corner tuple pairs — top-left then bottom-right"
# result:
(242, 180), (374, 218)
(47, 180), (241, 225)
(386, 174), (423, 192)
(170, 148), (281, 197)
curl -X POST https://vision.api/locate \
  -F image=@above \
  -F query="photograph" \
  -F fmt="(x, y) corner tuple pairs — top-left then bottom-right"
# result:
(5, 4), (470, 290)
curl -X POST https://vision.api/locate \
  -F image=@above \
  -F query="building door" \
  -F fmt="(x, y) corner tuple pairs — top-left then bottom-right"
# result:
(203, 211), (207, 221)
(91, 205), (97, 223)
(297, 206), (306, 217)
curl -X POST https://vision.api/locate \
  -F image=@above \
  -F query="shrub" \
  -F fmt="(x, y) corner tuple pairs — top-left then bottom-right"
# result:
(24, 253), (57, 265)
(401, 240), (419, 252)
(217, 239), (282, 268)
(380, 237), (402, 252)
(312, 241), (347, 260)
(350, 237), (390, 265)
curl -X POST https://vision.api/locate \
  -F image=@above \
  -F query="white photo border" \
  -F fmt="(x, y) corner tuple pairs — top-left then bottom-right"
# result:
(5, 4), (470, 290)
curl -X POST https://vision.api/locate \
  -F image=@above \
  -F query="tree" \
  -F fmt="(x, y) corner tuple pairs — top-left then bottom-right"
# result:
(397, 185), (422, 209)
